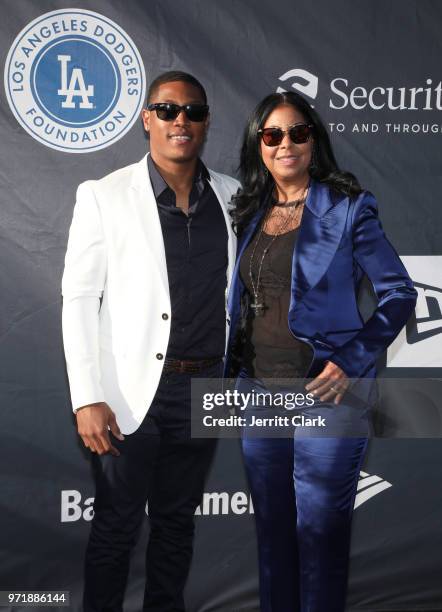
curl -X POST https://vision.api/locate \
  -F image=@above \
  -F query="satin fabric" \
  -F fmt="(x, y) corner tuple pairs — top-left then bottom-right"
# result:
(238, 373), (368, 612)
(226, 182), (417, 390)
(242, 429), (368, 612)
(227, 183), (417, 611)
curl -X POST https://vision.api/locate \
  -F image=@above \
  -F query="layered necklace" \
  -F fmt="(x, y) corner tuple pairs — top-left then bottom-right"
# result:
(248, 184), (308, 316)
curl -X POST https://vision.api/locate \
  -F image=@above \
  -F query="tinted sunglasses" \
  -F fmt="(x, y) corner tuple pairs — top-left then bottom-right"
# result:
(147, 103), (209, 122)
(258, 123), (314, 146)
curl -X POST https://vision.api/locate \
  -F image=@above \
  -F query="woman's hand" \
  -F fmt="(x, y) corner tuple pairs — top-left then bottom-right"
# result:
(305, 361), (350, 405)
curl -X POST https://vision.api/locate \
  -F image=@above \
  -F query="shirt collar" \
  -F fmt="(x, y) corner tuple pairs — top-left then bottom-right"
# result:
(147, 154), (210, 200)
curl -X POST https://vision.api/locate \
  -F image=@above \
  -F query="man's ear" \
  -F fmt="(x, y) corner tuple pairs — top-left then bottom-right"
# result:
(141, 108), (150, 133)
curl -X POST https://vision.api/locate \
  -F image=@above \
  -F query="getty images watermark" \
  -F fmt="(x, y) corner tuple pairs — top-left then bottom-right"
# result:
(201, 387), (324, 429)
(191, 377), (374, 439)
(191, 377), (442, 439)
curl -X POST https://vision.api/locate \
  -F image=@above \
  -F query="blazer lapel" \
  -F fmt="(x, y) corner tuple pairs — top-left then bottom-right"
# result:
(207, 172), (238, 304)
(129, 153), (170, 296)
(290, 180), (349, 311)
(238, 206), (267, 261)
(129, 154), (240, 304)
(227, 205), (266, 315)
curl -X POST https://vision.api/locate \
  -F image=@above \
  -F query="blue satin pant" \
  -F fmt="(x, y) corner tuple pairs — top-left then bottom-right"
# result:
(240, 378), (369, 612)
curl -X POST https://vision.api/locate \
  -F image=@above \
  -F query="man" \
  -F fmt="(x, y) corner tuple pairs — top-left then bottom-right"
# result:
(62, 71), (239, 611)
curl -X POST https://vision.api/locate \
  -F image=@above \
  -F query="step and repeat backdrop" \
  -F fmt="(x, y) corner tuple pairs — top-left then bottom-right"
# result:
(1, 1), (441, 610)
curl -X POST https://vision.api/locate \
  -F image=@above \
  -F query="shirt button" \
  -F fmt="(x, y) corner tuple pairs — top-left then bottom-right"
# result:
(162, 313), (169, 320)
(156, 353), (164, 360)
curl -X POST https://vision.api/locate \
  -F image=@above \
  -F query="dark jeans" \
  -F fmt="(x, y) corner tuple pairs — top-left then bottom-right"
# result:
(83, 363), (221, 612)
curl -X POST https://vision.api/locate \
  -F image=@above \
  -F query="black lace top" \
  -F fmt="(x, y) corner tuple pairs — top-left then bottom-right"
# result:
(239, 226), (313, 379)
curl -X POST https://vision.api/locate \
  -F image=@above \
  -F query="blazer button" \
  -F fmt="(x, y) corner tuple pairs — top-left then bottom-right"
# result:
(156, 353), (164, 360)
(162, 313), (169, 320)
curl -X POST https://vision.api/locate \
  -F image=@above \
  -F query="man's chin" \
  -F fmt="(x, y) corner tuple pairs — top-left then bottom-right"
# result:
(165, 150), (200, 164)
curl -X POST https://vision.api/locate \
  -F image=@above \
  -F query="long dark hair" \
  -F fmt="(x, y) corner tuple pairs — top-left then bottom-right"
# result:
(232, 91), (362, 230)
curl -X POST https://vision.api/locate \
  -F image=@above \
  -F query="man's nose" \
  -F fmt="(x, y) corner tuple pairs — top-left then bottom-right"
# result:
(173, 109), (190, 125)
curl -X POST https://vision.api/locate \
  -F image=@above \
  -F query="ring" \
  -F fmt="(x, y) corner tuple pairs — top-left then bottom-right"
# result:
(331, 386), (339, 393)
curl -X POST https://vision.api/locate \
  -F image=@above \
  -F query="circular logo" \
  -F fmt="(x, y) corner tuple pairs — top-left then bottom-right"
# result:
(4, 9), (146, 153)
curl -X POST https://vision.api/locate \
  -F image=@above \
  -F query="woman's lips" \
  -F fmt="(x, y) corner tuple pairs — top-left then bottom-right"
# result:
(277, 155), (299, 165)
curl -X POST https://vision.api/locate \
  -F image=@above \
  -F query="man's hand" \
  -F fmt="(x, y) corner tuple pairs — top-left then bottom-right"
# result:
(305, 361), (350, 405)
(76, 402), (124, 456)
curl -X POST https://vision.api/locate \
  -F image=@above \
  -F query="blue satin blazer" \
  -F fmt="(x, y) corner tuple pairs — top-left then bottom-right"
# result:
(226, 180), (417, 387)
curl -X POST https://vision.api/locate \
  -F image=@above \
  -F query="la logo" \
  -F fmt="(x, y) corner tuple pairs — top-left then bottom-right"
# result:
(57, 54), (94, 109)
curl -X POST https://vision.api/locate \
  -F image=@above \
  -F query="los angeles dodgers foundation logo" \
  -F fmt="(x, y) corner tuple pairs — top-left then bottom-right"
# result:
(4, 9), (146, 153)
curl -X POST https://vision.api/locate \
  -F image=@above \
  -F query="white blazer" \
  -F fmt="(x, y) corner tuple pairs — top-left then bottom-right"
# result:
(62, 154), (239, 434)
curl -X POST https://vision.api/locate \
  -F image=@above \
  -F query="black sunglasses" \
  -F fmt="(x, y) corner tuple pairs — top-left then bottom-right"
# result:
(258, 123), (314, 146)
(147, 103), (209, 122)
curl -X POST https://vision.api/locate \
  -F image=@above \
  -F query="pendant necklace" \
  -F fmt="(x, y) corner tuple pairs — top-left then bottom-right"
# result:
(248, 184), (308, 316)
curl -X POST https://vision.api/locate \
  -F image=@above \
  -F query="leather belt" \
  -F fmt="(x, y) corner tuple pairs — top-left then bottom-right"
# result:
(163, 356), (222, 374)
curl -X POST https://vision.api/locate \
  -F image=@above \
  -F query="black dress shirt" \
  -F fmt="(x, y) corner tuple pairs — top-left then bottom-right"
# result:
(147, 155), (228, 359)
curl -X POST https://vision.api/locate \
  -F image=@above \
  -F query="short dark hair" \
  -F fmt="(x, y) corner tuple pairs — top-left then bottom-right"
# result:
(147, 71), (207, 104)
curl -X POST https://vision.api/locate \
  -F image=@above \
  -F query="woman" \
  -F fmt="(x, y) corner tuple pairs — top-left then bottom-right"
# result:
(227, 91), (417, 612)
